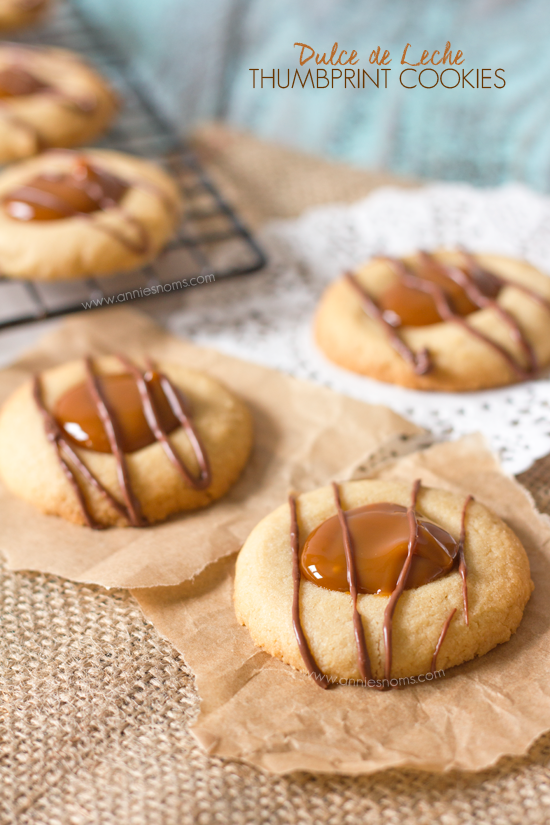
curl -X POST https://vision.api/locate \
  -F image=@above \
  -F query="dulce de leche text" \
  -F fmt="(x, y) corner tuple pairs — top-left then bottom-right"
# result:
(248, 41), (505, 90)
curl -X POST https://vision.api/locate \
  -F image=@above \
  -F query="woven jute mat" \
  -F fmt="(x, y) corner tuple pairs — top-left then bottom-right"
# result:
(188, 123), (416, 230)
(2, 124), (550, 824)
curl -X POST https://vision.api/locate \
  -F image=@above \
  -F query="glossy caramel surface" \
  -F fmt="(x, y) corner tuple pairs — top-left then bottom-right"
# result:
(54, 371), (180, 454)
(378, 261), (478, 327)
(3, 160), (127, 221)
(300, 502), (458, 595)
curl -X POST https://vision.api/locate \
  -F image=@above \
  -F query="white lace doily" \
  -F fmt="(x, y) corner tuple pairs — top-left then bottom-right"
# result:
(162, 182), (550, 474)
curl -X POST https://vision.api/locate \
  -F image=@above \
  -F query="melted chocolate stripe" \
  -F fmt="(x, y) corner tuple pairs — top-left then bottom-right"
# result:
(52, 446), (94, 526)
(458, 495), (473, 626)
(332, 482), (372, 682)
(33, 375), (96, 528)
(46, 150), (179, 217)
(0, 61), (99, 151)
(431, 607), (456, 675)
(6, 153), (153, 256)
(115, 209), (149, 255)
(57, 438), (128, 521)
(61, 173), (110, 210)
(81, 156), (177, 252)
(1, 54), (99, 114)
(118, 355), (211, 491)
(0, 103), (45, 151)
(33, 355), (212, 528)
(52, 89), (98, 115)
(288, 481), (474, 689)
(288, 494), (328, 689)
(419, 251), (538, 373)
(32, 374), (129, 529)
(151, 364), (211, 491)
(84, 357), (145, 527)
(42, 175), (150, 255)
(459, 249), (550, 314)
(92, 219), (149, 256)
(383, 479), (421, 682)
(128, 178), (179, 218)
(344, 271), (432, 375)
(384, 258), (531, 379)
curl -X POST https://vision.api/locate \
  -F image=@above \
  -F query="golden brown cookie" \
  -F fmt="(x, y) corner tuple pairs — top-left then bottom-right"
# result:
(0, 355), (253, 528)
(234, 479), (533, 685)
(0, 148), (181, 280)
(315, 250), (550, 391)
(0, 0), (51, 32)
(0, 44), (117, 161)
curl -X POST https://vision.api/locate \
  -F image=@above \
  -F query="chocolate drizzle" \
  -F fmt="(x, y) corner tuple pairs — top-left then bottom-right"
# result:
(332, 482), (372, 682)
(382, 479), (421, 681)
(104, 211), (150, 256)
(346, 249), (550, 379)
(0, 99), (46, 152)
(5, 163), (127, 219)
(0, 65), (49, 97)
(289, 494), (328, 689)
(84, 357), (145, 527)
(34, 355), (212, 528)
(32, 374), (127, 529)
(0, 62), (96, 114)
(458, 494), (472, 626)
(417, 251), (538, 375)
(344, 272), (430, 375)
(0, 53), (101, 153)
(119, 355), (211, 491)
(431, 607), (457, 675)
(288, 482), (474, 690)
(383, 257), (532, 379)
(459, 249), (550, 315)
(3, 160), (148, 255)
(4, 152), (177, 257)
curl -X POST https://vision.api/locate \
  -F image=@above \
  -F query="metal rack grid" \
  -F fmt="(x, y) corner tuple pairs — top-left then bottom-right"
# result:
(0, 1), (267, 330)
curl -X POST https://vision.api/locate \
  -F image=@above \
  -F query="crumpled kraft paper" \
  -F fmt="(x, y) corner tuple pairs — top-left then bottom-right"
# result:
(0, 306), (424, 588)
(134, 434), (550, 776)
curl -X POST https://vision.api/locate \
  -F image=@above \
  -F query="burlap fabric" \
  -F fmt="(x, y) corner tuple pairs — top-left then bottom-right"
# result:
(188, 123), (416, 230)
(2, 125), (550, 823)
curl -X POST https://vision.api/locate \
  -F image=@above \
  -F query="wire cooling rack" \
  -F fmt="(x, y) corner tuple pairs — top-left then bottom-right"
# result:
(0, 1), (267, 329)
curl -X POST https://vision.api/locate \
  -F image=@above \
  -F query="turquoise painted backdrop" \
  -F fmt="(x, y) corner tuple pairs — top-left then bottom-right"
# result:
(76, 0), (550, 190)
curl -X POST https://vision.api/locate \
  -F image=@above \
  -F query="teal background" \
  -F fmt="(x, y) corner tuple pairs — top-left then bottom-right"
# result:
(76, 0), (550, 190)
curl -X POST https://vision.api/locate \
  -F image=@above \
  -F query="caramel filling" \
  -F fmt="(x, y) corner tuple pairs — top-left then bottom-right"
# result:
(3, 160), (127, 221)
(54, 371), (180, 454)
(0, 65), (49, 98)
(301, 502), (458, 595)
(378, 262), (479, 327)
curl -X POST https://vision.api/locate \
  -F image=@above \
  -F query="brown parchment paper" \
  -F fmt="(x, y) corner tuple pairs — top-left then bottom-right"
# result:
(134, 434), (550, 776)
(0, 306), (423, 589)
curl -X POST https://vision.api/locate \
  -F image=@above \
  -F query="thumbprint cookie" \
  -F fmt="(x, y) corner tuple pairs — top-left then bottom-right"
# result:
(0, 44), (117, 161)
(235, 479), (532, 687)
(315, 249), (550, 391)
(0, 355), (253, 527)
(0, 148), (181, 280)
